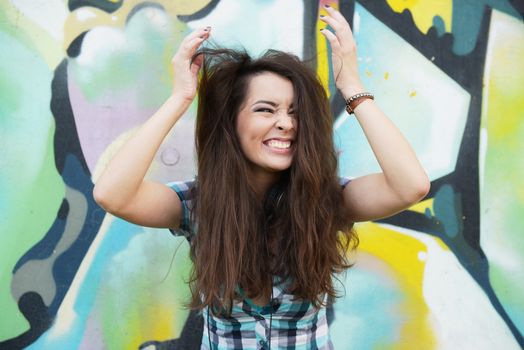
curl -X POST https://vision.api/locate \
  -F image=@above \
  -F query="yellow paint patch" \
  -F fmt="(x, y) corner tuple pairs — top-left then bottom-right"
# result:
(128, 303), (183, 349)
(384, 71), (389, 80)
(317, 2), (339, 98)
(354, 222), (437, 347)
(409, 90), (417, 97)
(385, 0), (452, 34)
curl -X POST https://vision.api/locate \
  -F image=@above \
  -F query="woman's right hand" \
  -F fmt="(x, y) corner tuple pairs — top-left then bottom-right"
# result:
(171, 26), (211, 102)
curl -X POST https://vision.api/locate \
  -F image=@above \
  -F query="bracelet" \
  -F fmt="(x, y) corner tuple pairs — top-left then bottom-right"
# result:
(345, 92), (374, 115)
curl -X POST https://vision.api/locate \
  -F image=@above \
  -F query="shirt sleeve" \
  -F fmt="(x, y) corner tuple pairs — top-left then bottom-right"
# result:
(167, 179), (196, 242)
(339, 176), (352, 188)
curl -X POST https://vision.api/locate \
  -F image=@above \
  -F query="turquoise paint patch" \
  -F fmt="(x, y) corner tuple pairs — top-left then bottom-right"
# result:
(433, 184), (461, 238)
(331, 268), (403, 349)
(0, 30), (53, 187)
(432, 15), (446, 37)
(451, 0), (521, 55)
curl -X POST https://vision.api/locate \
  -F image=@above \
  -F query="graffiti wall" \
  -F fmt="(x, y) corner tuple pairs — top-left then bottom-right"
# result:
(1, 0), (523, 349)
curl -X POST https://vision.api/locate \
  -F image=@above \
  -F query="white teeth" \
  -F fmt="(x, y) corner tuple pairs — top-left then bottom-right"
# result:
(266, 140), (291, 149)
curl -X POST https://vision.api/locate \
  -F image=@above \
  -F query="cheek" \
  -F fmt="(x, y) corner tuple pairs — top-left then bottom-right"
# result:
(236, 125), (257, 157)
(238, 118), (267, 143)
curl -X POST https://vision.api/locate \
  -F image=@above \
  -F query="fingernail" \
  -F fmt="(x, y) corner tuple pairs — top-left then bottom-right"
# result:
(319, 15), (325, 18)
(324, 4), (331, 8)
(320, 28), (324, 31)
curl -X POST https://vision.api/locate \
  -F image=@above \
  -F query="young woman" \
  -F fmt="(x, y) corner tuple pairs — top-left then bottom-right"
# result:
(94, 5), (429, 349)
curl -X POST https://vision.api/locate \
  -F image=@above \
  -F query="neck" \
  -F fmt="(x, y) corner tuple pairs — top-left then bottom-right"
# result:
(247, 169), (282, 201)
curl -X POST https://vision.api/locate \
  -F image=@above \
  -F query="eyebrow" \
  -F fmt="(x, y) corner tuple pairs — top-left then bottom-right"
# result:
(251, 100), (294, 108)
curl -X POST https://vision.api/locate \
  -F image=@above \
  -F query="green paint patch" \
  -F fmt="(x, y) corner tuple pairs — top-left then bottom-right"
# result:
(480, 9), (524, 335)
(0, 27), (64, 340)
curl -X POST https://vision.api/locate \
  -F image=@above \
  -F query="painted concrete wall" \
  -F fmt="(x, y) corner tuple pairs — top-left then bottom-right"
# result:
(1, 0), (523, 349)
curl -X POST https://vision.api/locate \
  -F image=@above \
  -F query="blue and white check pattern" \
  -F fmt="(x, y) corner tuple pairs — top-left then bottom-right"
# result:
(167, 177), (351, 349)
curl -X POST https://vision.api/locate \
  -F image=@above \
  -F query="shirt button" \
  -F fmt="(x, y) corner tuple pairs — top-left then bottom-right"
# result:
(259, 339), (267, 348)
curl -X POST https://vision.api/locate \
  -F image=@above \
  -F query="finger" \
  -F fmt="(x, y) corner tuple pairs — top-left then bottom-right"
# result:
(182, 26), (212, 45)
(319, 11), (355, 43)
(323, 5), (352, 31)
(319, 13), (355, 51)
(190, 53), (204, 75)
(319, 14), (345, 34)
(320, 28), (342, 53)
(185, 34), (209, 55)
(178, 29), (210, 55)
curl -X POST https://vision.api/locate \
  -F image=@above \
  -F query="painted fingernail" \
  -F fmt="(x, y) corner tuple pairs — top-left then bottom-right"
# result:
(319, 15), (325, 18)
(320, 28), (324, 31)
(324, 4), (331, 8)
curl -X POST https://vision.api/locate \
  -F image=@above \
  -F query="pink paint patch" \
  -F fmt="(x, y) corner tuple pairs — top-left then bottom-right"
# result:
(67, 65), (158, 174)
(78, 311), (105, 350)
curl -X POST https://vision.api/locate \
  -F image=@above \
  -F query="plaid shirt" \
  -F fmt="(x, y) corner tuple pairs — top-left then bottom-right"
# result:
(168, 177), (351, 349)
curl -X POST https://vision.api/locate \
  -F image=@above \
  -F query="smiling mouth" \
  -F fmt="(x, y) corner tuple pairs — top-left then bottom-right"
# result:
(264, 139), (293, 150)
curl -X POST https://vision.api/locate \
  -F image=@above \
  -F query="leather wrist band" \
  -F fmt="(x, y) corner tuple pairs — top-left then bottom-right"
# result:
(345, 92), (374, 115)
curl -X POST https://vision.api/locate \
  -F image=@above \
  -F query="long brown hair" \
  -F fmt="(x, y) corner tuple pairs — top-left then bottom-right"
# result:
(187, 48), (358, 315)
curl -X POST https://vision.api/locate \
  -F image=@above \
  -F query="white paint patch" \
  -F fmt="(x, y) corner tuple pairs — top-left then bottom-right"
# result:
(418, 250), (427, 261)
(11, 0), (68, 41)
(75, 27), (127, 66)
(479, 127), (487, 192)
(334, 113), (349, 130)
(378, 223), (520, 349)
(187, 0), (304, 58)
(75, 8), (97, 22)
(353, 11), (360, 34)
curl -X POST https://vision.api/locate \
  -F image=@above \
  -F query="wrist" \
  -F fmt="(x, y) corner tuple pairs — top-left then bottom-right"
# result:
(339, 83), (366, 100)
(344, 92), (374, 115)
(163, 95), (193, 120)
(167, 94), (193, 108)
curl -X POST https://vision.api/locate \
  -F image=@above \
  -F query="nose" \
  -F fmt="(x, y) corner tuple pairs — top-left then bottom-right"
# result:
(275, 112), (295, 131)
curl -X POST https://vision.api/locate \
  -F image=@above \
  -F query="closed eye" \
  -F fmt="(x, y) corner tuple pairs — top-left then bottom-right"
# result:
(255, 108), (274, 113)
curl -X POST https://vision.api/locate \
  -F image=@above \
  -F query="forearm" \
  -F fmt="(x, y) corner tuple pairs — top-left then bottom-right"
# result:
(93, 95), (191, 211)
(343, 89), (430, 201)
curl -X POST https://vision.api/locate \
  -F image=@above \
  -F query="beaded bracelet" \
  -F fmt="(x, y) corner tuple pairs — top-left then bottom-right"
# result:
(345, 92), (374, 115)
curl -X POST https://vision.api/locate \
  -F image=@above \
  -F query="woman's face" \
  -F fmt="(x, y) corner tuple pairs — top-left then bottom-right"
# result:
(236, 72), (297, 181)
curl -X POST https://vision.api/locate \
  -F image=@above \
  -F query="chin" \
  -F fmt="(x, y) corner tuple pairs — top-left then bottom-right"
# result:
(266, 161), (292, 172)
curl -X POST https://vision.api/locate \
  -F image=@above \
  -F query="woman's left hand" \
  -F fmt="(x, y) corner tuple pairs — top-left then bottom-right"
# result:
(319, 5), (364, 98)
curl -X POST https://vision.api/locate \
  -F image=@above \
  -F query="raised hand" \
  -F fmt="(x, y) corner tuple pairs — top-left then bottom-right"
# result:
(319, 5), (364, 98)
(171, 26), (211, 102)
